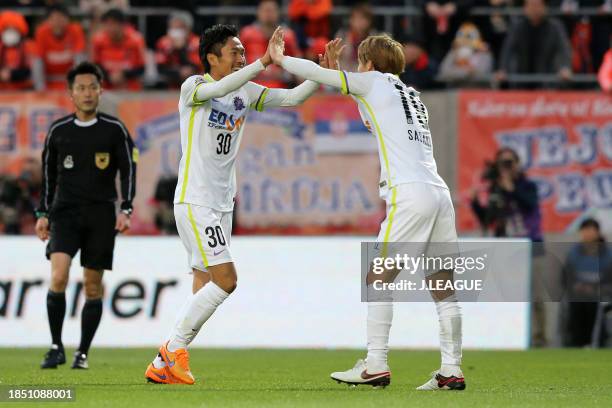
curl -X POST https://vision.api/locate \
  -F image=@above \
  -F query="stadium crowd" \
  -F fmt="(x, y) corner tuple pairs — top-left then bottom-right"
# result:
(0, 0), (610, 91)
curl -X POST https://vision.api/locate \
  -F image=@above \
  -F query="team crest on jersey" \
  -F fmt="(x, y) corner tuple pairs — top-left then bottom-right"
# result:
(95, 152), (110, 170)
(233, 96), (245, 111)
(63, 155), (74, 169)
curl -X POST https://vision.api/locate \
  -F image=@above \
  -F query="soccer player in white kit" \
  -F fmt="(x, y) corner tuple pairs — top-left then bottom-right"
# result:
(269, 33), (466, 390)
(144, 25), (325, 385)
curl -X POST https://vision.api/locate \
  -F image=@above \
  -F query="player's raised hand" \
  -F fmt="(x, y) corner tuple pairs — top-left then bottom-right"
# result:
(269, 26), (285, 65)
(324, 38), (346, 70)
(318, 54), (329, 68)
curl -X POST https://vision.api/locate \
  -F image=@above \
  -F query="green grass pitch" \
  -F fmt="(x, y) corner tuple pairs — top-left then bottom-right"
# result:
(1, 348), (611, 407)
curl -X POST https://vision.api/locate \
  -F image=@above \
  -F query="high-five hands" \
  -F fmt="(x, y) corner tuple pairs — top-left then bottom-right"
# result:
(269, 27), (286, 65)
(264, 28), (346, 71)
(260, 26), (284, 67)
(320, 38), (346, 70)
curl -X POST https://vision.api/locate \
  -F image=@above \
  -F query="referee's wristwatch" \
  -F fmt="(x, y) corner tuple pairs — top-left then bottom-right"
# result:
(35, 210), (48, 219)
(120, 208), (133, 218)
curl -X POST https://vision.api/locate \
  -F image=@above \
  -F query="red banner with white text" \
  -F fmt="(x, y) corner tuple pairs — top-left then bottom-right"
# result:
(457, 91), (612, 233)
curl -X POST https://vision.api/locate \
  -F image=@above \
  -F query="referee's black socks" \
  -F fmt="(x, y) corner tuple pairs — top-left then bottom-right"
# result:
(46, 290), (66, 349)
(78, 298), (103, 355)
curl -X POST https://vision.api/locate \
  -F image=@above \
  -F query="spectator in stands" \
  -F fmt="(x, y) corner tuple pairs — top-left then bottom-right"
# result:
(92, 8), (146, 90)
(422, 0), (474, 62)
(32, 5), (86, 91)
(496, 0), (572, 87)
(569, 17), (595, 75)
(155, 10), (201, 88)
(399, 35), (439, 90)
(5, 0), (68, 5)
(304, 37), (328, 63)
(288, 0), (332, 50)
(240, 0), (301, 88)
(475, 0), (513, 65)
(471, 147), (547, 346)
(0, 11), (35, 91)
(335, 2), (377, 72)
(0, 157), (40, 235)
(561, 0), (612, 74)
(80, 0), (130, 17)
(153, 174), (178, 235)
(562, 218), (611, 347)
(471, 147), (542, 240)
(438, 22), (493, 85)
(81, 0), (130, 35)
(598, 39), (612, 92)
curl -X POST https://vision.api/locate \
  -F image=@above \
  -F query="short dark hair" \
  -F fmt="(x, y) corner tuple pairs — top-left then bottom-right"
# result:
(67, 61), (104, 88)
(351, 2), (373, 22)
(579, 218), (600, 231)
(200, 24), (239, 73)
(495, 147), (520, 163)
(398, 33), (426, 50)
(101, 8), (126, 23)
(46, 4), (70, 18)
(258, 0), (279, 6)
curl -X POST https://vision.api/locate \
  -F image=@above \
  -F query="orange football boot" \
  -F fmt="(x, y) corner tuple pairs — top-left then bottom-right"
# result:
(145, 363), (172, 384)
(158, 342), (195, 385)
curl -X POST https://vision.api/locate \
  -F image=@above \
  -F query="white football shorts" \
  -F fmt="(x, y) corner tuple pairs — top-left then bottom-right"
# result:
(376, 182), (458, 262)
(174, 203), (233, 272)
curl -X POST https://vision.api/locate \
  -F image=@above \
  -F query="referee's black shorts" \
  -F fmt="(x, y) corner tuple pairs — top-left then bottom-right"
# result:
(46, 202), (117, 270)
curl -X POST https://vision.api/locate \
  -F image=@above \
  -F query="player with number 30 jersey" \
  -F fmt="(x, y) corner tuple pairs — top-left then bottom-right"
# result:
(144, 24), (322, 385)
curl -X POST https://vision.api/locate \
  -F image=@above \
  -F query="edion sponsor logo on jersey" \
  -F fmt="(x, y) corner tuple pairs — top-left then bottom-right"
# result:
(207, 108), (245, 132)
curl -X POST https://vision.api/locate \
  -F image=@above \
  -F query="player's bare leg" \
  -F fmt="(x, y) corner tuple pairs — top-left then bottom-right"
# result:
(41, 253), (71, 369)
(417, 269), (465, 390)
(149, 262), (236, 384)
(72, 268), (104, 369)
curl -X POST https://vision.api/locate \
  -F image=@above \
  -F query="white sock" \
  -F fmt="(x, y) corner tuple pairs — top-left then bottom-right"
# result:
(151, 296), (193, 366)
(366, 302), (393, 372)
(435, 294), (463, 377)
(167, 282), (229, 352)
(152, 354), (165, 369)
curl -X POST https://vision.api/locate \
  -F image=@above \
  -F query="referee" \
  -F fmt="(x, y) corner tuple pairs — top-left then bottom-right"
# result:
(35, 62), (137, 369)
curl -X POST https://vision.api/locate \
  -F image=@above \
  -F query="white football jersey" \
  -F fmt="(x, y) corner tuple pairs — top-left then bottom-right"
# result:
(341, 70), (448, 196)
(174, 74), (266, 211)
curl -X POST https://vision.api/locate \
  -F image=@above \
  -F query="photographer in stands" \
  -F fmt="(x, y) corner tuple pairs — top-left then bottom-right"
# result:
(471, 147), (548, 347)
(471, 147), (542, 241)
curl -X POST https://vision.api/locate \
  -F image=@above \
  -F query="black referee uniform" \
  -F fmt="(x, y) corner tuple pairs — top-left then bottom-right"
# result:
(37, 112), (137, 270)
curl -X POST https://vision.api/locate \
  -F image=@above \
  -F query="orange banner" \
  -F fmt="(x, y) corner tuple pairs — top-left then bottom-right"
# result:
(117, 93), (383, 235)
(457, 91), (612, 233)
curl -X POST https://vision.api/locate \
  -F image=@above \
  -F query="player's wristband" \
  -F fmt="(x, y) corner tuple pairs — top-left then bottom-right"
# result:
(35, 211), (48, 219)
(121, 208), (132, 217)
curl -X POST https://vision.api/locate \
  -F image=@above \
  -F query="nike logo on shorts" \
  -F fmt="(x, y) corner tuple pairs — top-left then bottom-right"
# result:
(213, 249), (225, 256)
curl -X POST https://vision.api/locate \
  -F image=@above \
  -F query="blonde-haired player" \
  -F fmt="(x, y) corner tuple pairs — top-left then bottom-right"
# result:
(144, 24), (331, 385)
(269, 33), (466, 390)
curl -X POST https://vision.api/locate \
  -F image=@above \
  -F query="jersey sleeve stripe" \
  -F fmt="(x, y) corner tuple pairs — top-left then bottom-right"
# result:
(339, 71), (349, 95)
(255, 88), (269, 112)
(178, 107), (198, 203)
(100, 116), (134, 201)
(192, 75), (215, 104)
(192, 82), (206, 105)
(43, 117), (73, 210)
(187, 204), (209, 268)
(356, 96), (391, 187)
